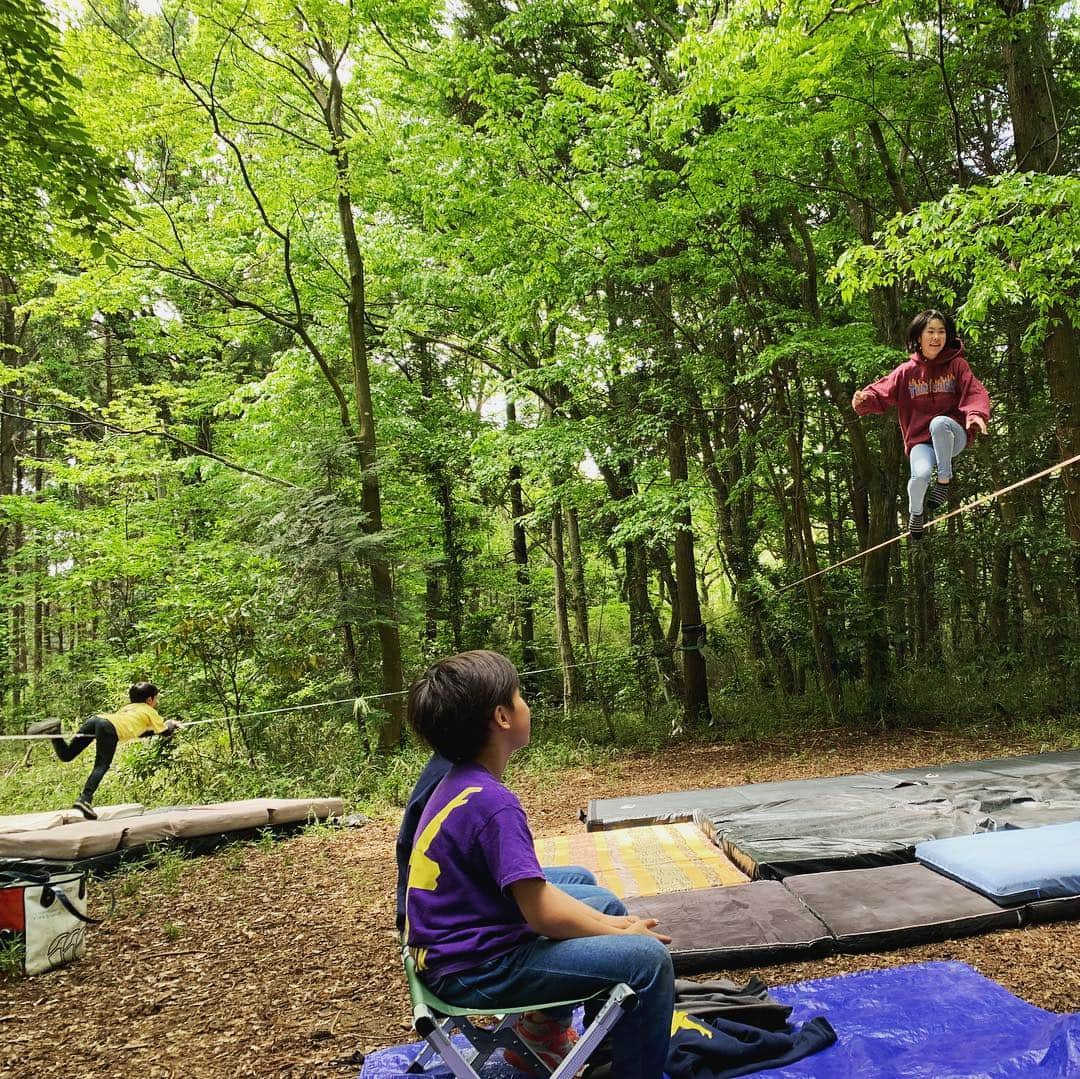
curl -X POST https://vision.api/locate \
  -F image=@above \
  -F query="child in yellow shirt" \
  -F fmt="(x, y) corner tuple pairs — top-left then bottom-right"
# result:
(29, 682), (180, 819)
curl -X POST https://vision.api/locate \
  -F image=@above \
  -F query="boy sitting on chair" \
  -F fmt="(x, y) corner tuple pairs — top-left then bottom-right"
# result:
(404, 651), (674, 1078)
(29, 682), (180, 819)
(395, 751), (613, 936)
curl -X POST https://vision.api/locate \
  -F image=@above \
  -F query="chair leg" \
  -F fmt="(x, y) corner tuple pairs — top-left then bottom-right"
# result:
(549, 984), (637, 1079)
(410, 1014), (531, 1078)
(408, 1017), (457, 1073)
(413, 1019), (484, 1079)
(464, 1014), (553, 1077)
(407, 983), (636, 1079)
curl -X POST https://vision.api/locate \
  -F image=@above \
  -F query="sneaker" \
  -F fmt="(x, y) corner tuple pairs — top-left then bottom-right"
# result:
(908, 512), (926, 540)
(926, 482), (950, 510)
(27, 718), (61, 736)
(73, 800), (98, 820)
(504, 1013), (580, 1075)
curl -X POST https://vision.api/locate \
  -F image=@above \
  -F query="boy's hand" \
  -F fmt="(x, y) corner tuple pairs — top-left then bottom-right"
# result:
(163, 720), (182, 736)
(967, 415), (988, 436)
(851, 389), (870, 411)
(621, 916), (672, 944)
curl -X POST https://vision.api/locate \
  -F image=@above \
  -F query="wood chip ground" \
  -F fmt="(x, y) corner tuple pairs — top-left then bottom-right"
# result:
(3, 730), (1078, 1078)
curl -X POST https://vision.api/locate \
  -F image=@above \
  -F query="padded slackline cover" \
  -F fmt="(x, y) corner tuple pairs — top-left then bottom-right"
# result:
(782, 862), (1021, 951)
(587, 749), (1080, 830)
(0, 803), (144, 834)
(766, 960), (1080, 1077)
(0, 797), (343, 861)
(533, 823), (748, 899)
(916, 819), (1080, 904)
(625, 881), (832, 974)
(695, 780), (985, 879)
(588, 749), (1080, 879)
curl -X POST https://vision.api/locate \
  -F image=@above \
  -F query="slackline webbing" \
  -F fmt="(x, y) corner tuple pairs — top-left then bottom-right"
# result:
(0, 662), (612, 741)
(771, 448), (1080, 597)
(2, 450), (1077, 742)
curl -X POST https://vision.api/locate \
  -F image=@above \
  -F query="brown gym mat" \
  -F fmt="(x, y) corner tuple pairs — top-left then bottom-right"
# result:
(626, 881), (833, 973)
(783, 862), (1023, 951)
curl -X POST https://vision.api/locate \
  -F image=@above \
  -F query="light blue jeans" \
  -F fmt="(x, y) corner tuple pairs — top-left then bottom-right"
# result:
(909, 415), (967, 513)
(428, 874), (674, 1079)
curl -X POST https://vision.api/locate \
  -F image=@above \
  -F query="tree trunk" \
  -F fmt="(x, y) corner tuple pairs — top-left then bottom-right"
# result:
(785, 202), (900, 711)
(417, 339), (465, 651)
(565, 506), (590, 650)
(565, 504), (615, 734)
(550, 504), (581, 709)
(12, 515), (24, 716)
(693, 381), (793, 694)
(436, 474), (465, 651)
(998, 0), (1080, 572)
(506, 400), (537, 679)
(0, 274), (21, 565)
(774, 364), (842, 719)
(624, 538), (680, 701)
(667, 417), (711, 727)
(988, 539), (1011, 648)
(336, 564), (363, 693)
(424, 574), (441, 647)
(653, 282), (710, 727)
(326, 58), (403, 749)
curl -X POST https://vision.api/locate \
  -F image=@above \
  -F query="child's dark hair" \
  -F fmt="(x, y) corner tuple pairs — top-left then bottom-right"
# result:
(907, 309), (960, 354)
(407, 651), (520, 763)
(130, 682), (159, 704)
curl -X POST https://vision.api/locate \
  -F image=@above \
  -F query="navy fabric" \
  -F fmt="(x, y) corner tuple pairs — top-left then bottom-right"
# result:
(767, 960), (1080, 1077)
(915, 820), (1080, 904)
(395, 754), (453, 932)
(666, 1014), (836, 1078)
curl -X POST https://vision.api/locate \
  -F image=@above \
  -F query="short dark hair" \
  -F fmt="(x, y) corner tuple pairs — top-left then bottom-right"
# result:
(407, 651), (520, 763)
(907, 309), (960, 354)
(130, 682), (159, 704)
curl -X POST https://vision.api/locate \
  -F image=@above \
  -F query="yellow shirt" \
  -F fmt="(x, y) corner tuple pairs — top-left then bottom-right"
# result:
(103, 703), (166, 742)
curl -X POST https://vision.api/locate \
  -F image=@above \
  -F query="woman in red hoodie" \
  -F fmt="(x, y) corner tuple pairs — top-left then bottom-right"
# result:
(852, 310), (991, 540)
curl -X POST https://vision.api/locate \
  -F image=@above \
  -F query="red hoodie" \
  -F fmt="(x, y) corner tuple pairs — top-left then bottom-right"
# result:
(853, 346), (991, 456)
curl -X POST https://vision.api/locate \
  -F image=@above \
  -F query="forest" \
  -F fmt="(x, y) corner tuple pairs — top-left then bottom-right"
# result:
(1, 0), (1078, 807)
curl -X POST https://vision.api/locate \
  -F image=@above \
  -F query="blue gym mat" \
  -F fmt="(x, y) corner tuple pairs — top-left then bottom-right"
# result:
(916, 820), (1080, 904)
(361, 961), (1080, 1078)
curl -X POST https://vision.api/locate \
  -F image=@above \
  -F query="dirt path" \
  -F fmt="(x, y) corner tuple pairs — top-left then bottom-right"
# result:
(3, 730), (1078, 1078)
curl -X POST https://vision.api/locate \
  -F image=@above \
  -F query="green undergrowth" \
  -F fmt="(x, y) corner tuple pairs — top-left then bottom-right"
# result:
(1, 667), (1075, 821)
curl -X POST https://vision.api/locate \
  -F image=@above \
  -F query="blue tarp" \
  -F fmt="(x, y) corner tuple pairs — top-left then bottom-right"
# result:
(916, 820), (1080, 904)
(767, 961), (1080, 1077)
(360, 961), (1080, 1078)
(360, 1028), (558, 1078)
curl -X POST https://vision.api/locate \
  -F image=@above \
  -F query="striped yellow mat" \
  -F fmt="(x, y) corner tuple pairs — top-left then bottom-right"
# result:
(534, 822), (749, 899)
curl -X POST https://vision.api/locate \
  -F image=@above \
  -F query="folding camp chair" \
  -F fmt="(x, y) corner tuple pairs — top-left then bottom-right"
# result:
(402, 944), (636, 1078)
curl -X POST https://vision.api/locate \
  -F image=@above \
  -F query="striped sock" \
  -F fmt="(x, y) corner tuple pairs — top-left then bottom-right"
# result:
(926, 482), (950, 509)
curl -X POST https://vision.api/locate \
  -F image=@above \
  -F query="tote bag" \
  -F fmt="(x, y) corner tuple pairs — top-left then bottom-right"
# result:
(0, 868), (98, 975)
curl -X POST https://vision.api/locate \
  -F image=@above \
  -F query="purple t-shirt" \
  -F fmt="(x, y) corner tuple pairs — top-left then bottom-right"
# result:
(404, 762), (543, 979)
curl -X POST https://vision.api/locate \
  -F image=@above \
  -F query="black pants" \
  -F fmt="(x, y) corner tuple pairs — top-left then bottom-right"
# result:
(51, 717), (119, 804)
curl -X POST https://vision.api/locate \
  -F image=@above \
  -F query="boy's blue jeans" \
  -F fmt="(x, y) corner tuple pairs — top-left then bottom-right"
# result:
(428, 873), (674, 1079)
(909, 415), (967, 513)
